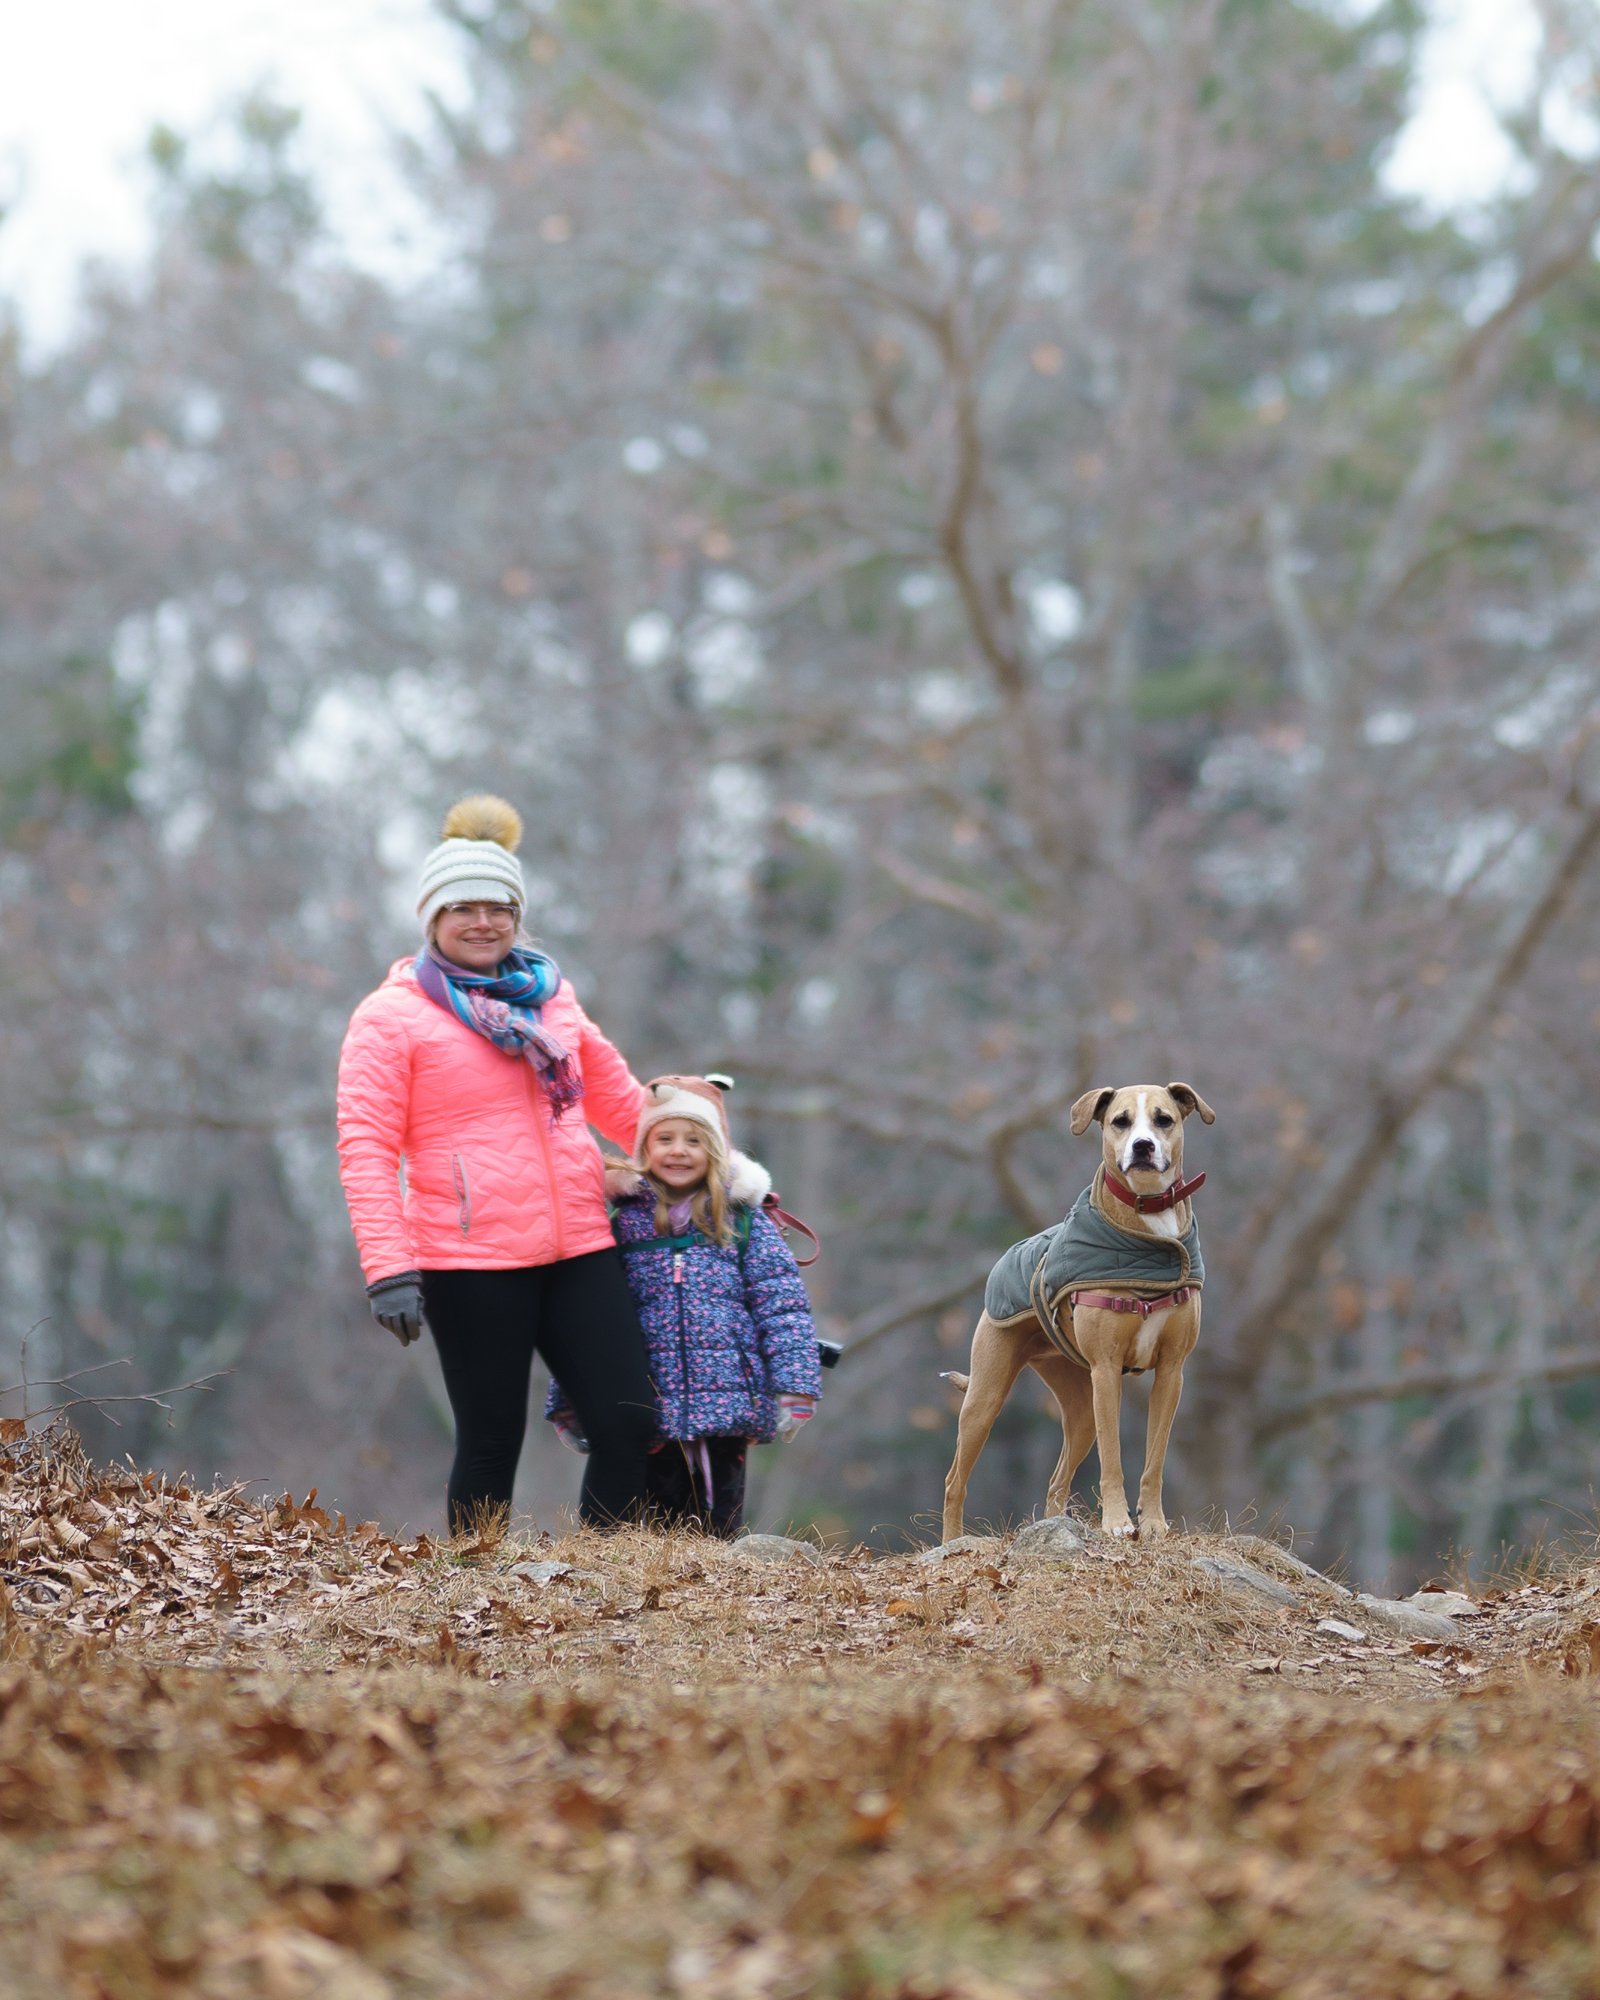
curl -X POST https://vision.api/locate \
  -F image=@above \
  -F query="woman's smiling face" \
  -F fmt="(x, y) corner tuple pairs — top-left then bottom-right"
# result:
(433, 900), (518, 972)
(644, 1118), (713, 1192)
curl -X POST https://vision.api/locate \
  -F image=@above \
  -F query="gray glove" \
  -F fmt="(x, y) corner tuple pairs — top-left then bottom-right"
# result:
(368, 1272), (425, 1347)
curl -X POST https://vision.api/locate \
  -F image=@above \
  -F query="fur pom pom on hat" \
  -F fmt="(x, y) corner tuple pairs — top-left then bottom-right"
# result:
(442, 795), (522, 847)
(416, 793), (527, 932)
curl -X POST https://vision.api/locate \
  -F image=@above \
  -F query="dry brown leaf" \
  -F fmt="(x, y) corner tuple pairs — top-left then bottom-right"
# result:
(848, 1790), (902, 1847)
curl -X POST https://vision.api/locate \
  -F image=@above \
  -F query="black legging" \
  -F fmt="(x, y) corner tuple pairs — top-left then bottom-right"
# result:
(422, 1250), (657, 1530)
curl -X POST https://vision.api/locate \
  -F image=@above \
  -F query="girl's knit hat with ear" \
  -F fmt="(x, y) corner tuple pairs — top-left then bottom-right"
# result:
(416, 795), (526, 933)
(635, 1074), (732, 1161)
(610, 1073), (773, 1207)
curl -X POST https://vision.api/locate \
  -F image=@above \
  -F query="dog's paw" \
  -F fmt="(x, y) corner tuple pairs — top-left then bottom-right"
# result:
(1102, 1517), (1137, 1540)
(1139, 1515), (1170, 1541)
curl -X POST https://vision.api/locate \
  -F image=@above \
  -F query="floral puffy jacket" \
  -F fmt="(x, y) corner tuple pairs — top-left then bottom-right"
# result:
(548, 1182), (821, 1443)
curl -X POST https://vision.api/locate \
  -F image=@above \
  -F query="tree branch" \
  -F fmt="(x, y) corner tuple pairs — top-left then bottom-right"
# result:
(0, 1361), (229, 1432)
(1256, 1346), (1600, 1442)
(1221, 795), (1600, 1392)
(835, 1255), (995, 1357)
(1356, 165), (1600, 629)
(874, 847), (1014, 933)
(1262, 498), (1331, 725)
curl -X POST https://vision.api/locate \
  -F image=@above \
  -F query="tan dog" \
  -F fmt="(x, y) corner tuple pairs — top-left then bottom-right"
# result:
(941, 1082), (1215, 1543)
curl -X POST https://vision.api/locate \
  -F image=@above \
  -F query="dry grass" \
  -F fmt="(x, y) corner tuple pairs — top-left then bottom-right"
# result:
(5, 1425), (1600, 1997)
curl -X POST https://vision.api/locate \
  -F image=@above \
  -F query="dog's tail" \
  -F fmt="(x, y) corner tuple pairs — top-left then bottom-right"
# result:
(940, 1370), (969, 1393)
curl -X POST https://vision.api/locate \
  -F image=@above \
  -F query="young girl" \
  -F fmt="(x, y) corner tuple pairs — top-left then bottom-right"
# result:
(547, 1075), (821, 1536)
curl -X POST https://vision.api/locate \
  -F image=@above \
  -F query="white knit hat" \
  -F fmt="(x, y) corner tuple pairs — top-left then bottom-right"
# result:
(416, 795), (526, 933)
(635, 1074), (733, 1161)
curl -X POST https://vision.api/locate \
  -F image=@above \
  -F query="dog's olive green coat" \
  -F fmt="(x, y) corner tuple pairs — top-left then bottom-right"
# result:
(985, 1182), (1204, 1333)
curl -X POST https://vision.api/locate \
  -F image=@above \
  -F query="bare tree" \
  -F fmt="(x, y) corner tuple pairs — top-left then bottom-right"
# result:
(3, 3), (1600, 1578)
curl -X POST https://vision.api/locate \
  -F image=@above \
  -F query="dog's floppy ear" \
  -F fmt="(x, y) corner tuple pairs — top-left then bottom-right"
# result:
(1070, 1087), (1116, 1136)
(1166, 1082), (1216, 1125)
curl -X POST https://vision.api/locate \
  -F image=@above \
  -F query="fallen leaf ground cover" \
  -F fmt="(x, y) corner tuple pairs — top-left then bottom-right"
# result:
(4, 1426), (1600, 1998)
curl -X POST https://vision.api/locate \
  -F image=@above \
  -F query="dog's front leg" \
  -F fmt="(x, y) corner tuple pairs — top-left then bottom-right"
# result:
(1136, 1359), (1186, 1540)
(1089, 1360), (1134, 1538)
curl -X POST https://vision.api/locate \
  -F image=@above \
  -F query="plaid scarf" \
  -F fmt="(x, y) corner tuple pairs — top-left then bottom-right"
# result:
(413, 945), (585, 1121)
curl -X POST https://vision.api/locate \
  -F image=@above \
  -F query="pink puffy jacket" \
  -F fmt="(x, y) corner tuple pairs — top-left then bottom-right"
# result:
(336, 959), (646, 1283)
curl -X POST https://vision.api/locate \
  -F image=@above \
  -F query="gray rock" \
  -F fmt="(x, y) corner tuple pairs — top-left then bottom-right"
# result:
(511, 1560), (573, 1585)
(1522, 1610), (1560, 1635)
(917, 1535), (1002, 1563)
(1316, 1617), (1369, 1643)
(1228, 1535), (1353, 1597)
(1190, 1556), (1300, 1608)
(1354, 1593), (1460, 1642)
(1407, 1589), (1480, 1619)
(511, 1560), (603, 1588)
(1010, 1518), (1087, 1564)
(730, 1533), (824, 1566)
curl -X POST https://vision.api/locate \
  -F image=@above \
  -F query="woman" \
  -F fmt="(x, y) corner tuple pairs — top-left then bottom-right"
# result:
(336, 793), (657, 1530)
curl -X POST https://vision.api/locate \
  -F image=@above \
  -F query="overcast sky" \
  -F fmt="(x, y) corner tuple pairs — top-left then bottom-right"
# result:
(0, 0), (468, 349)
(0, 0), (1552, 354)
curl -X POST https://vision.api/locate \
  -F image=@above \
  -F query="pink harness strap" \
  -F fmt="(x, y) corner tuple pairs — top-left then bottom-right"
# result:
(1066, 1284), (1198, 1319)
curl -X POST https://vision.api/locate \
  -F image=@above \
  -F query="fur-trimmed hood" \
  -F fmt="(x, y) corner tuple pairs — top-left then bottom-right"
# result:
(603, 1150), (773, 1207)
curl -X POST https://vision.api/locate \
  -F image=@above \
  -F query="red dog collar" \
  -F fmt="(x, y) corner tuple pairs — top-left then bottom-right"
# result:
(1103, 1167), (1206, 1215)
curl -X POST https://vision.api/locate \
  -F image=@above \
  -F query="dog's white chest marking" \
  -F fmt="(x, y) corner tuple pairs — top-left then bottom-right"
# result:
(1130, 1310), (1172, 1371)
(1143, 1206), (1181, 1240)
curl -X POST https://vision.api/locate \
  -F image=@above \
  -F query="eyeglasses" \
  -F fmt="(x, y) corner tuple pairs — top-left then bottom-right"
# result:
(441, 902), (519, 925)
